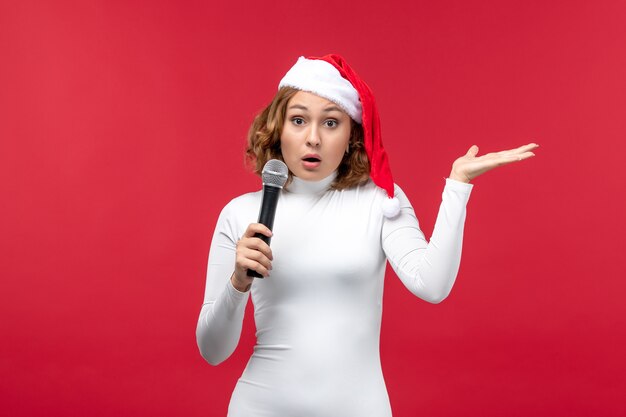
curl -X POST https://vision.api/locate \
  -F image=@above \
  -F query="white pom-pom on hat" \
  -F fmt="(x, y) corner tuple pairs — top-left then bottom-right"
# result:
(382, 196), (400, 218)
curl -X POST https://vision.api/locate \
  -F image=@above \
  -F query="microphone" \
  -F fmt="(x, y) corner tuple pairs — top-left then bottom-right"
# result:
(247, 159), (289, 278)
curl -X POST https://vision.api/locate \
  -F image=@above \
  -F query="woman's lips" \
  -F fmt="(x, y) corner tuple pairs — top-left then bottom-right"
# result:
(302, 160), (321, 169)
(302, 155), (321, 169)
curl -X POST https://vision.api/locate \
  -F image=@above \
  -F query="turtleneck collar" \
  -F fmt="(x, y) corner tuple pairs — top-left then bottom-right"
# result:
(285, 171), (337, 195)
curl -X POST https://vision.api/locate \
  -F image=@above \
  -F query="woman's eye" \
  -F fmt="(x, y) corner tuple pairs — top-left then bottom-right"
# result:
(291, 117), (305, 125)
(324, 120), (338, 128)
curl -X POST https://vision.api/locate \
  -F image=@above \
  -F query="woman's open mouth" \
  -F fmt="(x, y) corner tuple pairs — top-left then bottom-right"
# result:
(302, 155), (321, 169)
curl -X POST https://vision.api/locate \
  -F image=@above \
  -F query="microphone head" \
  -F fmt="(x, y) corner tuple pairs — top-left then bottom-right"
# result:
(262, 159), (289, 188)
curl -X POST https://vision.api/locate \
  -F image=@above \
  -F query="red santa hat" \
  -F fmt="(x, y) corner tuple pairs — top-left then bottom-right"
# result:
(279, 54), (400, 218)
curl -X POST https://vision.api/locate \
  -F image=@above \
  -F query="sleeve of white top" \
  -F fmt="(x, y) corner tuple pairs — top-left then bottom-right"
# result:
(382, 178), (473, 303)
(196, 202), (250, 365)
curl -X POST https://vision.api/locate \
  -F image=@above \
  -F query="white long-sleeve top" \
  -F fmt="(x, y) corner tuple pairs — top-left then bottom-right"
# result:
(196, 172), (473, 416)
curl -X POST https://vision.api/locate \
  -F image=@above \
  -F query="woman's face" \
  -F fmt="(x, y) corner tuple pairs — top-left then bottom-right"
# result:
(280, 91), (352, 182)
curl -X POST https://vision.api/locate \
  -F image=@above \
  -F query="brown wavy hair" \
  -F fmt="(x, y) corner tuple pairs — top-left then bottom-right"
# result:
(245, 87), (370, 189)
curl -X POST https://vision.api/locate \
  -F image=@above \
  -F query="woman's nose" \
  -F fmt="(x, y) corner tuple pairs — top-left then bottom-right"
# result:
(306, 126), (321, 147)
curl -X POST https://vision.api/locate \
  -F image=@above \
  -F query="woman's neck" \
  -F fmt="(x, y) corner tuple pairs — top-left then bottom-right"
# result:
(285, 171), (337, 194)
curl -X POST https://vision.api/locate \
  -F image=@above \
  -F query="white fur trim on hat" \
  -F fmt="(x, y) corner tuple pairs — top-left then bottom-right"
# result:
(279, 57), (362, 124)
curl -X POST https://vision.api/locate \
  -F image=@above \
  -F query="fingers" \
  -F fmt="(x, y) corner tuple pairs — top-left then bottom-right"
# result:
(519, 142), (540, 151)
(514, 151), (536, 161)
(243, 223), (273, 239)
(235, 223), (274, 278)
(242, 223), (273, 260)
(488, 142), (537, 161)
(236, 246), (272, 276)
(452, 142), (538, 182)
(463, 143), (538, 162)
(466, 145), (479, 157)
(499, 142), (539, 156)
(239, 235), (273, 261)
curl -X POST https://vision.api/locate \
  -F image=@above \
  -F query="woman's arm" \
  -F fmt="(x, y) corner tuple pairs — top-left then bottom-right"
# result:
(196, 203), (249, 366)
(382, 142), (538, 303)
(196, 202), (274, 365)
(196, 279), (249, 366)
(382, 180), (472, 303)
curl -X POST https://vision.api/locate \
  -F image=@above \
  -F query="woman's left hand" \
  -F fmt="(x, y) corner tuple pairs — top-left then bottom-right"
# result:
(448, 143), (539, 183)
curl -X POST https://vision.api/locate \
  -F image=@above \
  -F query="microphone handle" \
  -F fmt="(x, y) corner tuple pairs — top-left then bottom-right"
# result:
(247, 185), (280, 278)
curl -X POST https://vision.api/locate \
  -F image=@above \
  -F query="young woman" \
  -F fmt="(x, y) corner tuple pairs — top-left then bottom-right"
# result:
(196, 54), (538, 416)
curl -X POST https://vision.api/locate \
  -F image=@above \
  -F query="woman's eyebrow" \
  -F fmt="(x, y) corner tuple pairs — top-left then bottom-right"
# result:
(287, 104), (342, 113)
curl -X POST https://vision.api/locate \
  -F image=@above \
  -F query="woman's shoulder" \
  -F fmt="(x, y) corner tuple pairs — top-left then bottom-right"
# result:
(229, 189), (263, 205)
(218, 190), (263, 219)
(349, 179), (408, 199)
(348, 178), (379, 194)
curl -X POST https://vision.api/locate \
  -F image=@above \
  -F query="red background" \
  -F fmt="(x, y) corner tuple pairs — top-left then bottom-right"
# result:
(1, 1), (625, 416)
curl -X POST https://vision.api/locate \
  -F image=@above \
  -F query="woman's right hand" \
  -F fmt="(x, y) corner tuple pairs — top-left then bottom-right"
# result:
(231, 223), (273, 292)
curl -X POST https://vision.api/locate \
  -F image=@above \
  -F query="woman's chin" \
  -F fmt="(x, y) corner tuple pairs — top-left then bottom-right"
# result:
(293, 170), (327, 182)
